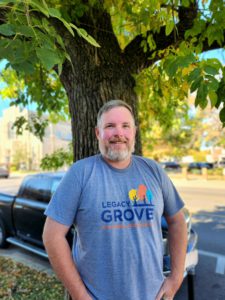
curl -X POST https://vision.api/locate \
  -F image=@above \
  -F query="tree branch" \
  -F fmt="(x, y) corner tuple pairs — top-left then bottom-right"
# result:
(123, 1), (224, 74)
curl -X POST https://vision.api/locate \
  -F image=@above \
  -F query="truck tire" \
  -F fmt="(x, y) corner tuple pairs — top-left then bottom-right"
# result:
(0, 219), (8, 248)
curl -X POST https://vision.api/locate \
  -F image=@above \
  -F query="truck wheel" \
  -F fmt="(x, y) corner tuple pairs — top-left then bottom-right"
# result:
(0, 219), (8, 248)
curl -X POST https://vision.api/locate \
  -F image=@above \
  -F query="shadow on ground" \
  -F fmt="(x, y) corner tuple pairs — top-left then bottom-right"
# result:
(175, 206), (225, 300)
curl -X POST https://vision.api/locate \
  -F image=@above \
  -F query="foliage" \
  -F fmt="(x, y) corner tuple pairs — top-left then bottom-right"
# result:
(0, 66), (69, 140)
(40, 143), (73, 170)
(0, 256), (64, 300)
(136, 63), (190, 153)
(11, 144), (28, 170)
(109, 0), (225, 125)
(0, 0), (225, 161)
(0, 0), (99, 74)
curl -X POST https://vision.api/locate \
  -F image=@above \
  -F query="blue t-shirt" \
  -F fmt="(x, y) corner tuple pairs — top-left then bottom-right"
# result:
(45, 155), (184, 300)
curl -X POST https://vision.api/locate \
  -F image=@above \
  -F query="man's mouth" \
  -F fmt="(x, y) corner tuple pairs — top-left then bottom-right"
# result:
(109, 140), (126, 144)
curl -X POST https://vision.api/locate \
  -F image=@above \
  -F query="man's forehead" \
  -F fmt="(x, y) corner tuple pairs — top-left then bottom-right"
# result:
(101, 107), (134, 122)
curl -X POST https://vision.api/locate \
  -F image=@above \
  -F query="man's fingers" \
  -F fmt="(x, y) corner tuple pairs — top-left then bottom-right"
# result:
(155, 289), (165, 300)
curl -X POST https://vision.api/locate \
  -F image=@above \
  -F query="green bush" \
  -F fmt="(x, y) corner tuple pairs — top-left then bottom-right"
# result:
(207, 168), (223, 176)
(0, 257), (64, 300)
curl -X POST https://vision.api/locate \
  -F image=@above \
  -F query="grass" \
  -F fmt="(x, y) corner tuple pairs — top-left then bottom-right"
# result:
(0, 256), (65, 300)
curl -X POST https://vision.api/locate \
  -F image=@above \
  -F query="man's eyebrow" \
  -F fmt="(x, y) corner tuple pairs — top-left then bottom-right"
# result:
(104, 122), (115, 126)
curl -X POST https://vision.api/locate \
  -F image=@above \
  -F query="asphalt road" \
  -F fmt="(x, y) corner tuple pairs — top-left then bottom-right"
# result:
(171, 178), (225, 300)
(0, 175), (225, 299)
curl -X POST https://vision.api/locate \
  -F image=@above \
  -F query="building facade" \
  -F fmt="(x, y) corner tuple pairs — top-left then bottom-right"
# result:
(0, 106), (71, 170)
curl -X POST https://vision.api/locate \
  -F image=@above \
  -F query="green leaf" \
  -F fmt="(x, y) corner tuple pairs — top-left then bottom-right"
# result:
(71, 25), (100, 47)
(41, 0), (49, 11)
(204, 65), (219, 76)
(12, 61), (35, 74)
(0, 24), (15, 36)
(208, 90), (218, 107)
(206, 76), (219, 90)
(219, 107), (225, 124)
(56, 34), (66, 51)
(187, 68), (201, 83)
(165, 20), (175, 36)
(197, 82), (208, 109)
(44, 8), (74, 36)
(30, 0), (49, 17)
(164, 58), (179, 77)
(0, 0), (18, 5)
(190, 76), (203, 93)
(147, 34), (156, 50)
(182, 0), (190, 7)
(16, 25), (35, 37)
(178, 53), (196, 68)
(48, 8), (61, 18)
(36, 47), (62, 70)
(59, 20), (74, 36)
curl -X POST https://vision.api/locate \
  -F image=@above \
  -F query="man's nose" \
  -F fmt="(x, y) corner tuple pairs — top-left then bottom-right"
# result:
(114, 126), (124, 136)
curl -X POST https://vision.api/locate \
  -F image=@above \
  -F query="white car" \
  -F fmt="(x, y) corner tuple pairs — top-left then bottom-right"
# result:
(0, 166), (9, 178)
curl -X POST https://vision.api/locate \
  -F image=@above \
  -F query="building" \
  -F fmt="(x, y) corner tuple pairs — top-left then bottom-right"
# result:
(0, 106), (71, 170)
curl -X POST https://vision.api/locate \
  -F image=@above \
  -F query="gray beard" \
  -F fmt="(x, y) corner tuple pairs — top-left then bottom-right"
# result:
(99, 142), (135, 162)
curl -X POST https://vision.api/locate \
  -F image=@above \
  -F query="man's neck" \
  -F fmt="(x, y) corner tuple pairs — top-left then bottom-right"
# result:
(102, 156), (132, 169)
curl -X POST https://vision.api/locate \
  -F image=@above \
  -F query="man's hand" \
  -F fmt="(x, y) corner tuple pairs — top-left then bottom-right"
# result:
(73, 291), (92, 300)
(155, 209), (187, 300)
(155, 276), (180, 300)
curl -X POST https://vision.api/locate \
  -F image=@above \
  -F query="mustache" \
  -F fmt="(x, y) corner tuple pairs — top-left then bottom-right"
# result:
(109, 138), (127, 143)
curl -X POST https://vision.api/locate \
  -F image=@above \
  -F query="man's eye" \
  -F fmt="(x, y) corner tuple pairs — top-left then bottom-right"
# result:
(106, 124), (113, 128)
(123, 124), (130, 128)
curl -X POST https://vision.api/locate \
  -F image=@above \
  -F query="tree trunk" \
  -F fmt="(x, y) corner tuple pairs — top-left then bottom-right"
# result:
(60, 15), (142, 162)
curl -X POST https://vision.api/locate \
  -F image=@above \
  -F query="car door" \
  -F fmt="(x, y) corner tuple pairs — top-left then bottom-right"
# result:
(13, 175), (53, 247)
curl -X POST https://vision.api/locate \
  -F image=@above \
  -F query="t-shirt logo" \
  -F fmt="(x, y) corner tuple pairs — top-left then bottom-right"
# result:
(128, 184), (153, 206)
(101, 184), (155, 230)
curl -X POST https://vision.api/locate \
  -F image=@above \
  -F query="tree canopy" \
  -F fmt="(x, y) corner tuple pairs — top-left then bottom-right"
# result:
(0, 0), (225, 162)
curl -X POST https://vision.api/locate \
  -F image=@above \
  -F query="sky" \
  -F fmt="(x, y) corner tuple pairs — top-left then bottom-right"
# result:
(1, 49), (225, 117)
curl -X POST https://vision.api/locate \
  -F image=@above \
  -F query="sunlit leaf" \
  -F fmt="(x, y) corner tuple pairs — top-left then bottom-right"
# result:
(0, 24), (15, 36)
(36, 47), (62, 70)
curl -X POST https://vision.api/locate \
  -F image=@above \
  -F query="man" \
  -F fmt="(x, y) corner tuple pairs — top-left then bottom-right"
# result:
(43, 100), (187, 300)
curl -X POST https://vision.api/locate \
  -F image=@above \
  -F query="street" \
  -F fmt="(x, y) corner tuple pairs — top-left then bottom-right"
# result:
(172, 178), (225, 300)
(0, 175), (225, 299)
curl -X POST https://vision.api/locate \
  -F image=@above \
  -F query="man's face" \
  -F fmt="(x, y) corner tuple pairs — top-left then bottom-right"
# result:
(95, 106), (136, 162)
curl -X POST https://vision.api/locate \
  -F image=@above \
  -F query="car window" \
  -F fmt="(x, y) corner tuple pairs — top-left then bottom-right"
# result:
(19, 176), (52, 203)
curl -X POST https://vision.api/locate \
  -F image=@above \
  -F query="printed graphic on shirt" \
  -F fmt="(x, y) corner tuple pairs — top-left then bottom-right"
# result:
(101, 184), (154, 230)
(128, 184), (153, 206)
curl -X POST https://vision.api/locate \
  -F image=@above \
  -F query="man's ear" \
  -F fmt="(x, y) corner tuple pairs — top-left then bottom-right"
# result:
(95, 127), (100, 139)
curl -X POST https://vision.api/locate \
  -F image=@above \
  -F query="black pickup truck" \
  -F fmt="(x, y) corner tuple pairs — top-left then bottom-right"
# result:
(0, 172), (65, 258)
(0, 172), (198, 278)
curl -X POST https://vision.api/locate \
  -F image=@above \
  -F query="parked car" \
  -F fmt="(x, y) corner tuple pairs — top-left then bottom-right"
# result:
(217, 161), (225, 168)
(160, 161), (182, 172)
(187, 162), (214, 172)
(0, 172), (73, 257)
(0, 165), (9, 178)
(0, 172), (198, 278)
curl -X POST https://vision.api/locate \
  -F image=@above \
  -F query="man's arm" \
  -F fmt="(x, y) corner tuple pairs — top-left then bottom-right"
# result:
(156, 210), (187, 300)
(43, 217), (92, 300)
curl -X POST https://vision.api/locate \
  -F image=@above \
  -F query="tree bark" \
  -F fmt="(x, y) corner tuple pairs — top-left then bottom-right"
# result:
(59, 10), (142, 162)
(60, 54), (142, 162)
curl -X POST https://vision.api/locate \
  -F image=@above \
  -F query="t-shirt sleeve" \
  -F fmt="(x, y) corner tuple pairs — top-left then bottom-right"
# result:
(44, 164), (82, 226)
(154, 162), (184, 216)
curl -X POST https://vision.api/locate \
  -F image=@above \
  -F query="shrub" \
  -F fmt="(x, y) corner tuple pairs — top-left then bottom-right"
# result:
(0, 257), (64, 300)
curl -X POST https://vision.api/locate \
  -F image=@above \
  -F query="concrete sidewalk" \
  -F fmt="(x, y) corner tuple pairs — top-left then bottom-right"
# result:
(170, 177), (225, 190)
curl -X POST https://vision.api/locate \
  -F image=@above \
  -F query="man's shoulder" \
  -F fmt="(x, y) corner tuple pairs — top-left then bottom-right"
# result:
(132, 155), (158, 167)
(74, 154), (99, 165)
(132, 155), (164, 175)
(70, 154), (101, 173)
